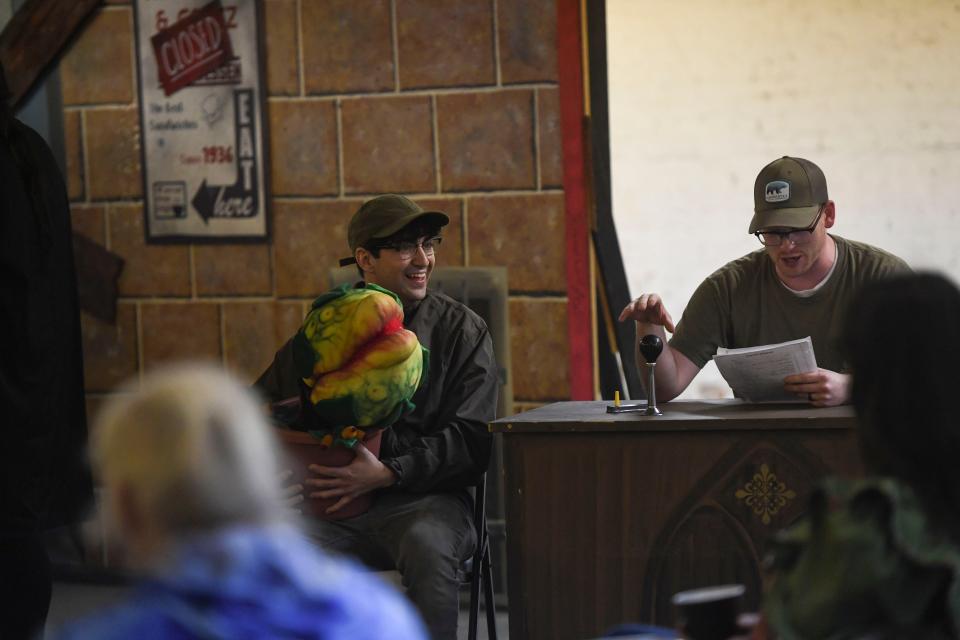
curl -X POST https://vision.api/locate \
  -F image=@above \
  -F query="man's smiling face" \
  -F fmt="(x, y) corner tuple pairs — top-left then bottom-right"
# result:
(358, 225), (440, 306)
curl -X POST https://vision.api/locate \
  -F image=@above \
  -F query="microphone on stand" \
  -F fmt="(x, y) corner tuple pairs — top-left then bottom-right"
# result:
(638, 334), (664, 416)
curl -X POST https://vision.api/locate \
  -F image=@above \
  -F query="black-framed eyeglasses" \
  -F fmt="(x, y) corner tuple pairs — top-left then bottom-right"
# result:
(754, 205), (825, 247)
(378, 236), (443, 259)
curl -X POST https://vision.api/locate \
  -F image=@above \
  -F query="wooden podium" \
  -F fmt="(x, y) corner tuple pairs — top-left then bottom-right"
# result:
(489, 400), (861, 640)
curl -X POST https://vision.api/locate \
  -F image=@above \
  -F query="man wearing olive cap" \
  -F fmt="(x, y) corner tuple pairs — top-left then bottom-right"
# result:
(619, 156), (908, 406)
(257, 194), (498, 639)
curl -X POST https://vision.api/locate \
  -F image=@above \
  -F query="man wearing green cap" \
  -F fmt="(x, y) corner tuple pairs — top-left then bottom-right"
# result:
(619, 156), (908, 406)
(256, 194), (498, 639)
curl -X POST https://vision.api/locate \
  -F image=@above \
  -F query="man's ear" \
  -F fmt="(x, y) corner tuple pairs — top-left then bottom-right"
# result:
(355, 247), (376, 275)
(823, 200), (836, 229)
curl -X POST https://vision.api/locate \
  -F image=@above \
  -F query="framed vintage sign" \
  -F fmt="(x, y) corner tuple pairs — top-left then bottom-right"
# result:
(133, 0), (270, 242)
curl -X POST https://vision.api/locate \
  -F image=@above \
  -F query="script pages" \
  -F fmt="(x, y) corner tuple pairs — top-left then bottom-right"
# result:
(712, 337), (817, 402)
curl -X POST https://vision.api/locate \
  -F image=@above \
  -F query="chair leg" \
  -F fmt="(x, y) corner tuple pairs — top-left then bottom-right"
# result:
(469, 472), (491, 640)
(468, 544), (483, 640)
(482, 545), (497, 640)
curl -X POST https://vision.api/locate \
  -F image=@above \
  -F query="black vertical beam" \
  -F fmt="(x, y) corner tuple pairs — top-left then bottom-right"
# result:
(585, 0), (644, 400)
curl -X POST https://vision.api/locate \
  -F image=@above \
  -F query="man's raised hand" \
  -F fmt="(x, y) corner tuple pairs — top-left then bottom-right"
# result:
(618, 293), (676, 332)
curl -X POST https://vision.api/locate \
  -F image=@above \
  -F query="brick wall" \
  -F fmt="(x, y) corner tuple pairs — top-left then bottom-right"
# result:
(62, 0), (571, 422)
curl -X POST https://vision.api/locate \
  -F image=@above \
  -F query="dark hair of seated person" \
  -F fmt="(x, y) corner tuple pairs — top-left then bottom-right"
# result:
(842, 271), (960, 535)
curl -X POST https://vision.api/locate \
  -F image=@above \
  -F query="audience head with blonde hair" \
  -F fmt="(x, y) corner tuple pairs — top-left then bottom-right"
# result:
(50, 364), (430, 639)
(94, 365), (285, 562)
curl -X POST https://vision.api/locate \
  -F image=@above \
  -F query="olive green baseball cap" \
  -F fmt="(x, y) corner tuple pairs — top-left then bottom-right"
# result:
(339, 194), (449, 266)
(749, 156), (828, 234)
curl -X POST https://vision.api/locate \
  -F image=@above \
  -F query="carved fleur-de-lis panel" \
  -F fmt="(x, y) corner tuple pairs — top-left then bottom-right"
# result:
(734, 463), (797, 525)
(643, 441), (829, 626)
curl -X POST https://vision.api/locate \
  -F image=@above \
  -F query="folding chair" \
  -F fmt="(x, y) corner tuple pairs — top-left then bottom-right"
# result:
(369, 473), (498, 639)
(465, 472), (498, 640)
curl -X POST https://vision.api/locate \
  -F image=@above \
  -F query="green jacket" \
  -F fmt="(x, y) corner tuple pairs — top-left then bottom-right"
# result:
(765, 477), (960, 639)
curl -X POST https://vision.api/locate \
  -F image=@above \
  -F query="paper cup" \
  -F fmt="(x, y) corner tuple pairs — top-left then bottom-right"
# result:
(671, 584), (745, 640)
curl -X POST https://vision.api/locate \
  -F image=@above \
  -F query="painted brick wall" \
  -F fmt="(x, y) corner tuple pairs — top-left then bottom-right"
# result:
(62, 0), (570, 423)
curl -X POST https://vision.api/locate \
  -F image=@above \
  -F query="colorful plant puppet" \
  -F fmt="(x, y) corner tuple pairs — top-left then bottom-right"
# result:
(291, 284), (428, 449)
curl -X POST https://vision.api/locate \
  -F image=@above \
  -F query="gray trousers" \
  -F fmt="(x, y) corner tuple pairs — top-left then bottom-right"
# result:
(307, 490), (476, 640)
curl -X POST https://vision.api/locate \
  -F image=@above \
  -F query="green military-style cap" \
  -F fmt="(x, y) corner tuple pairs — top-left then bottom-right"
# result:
(339, 194), (449, 266)
(749, 156), (829, 234)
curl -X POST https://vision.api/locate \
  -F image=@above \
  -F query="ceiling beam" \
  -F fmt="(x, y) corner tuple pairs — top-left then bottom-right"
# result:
(0, 0), (101, 107)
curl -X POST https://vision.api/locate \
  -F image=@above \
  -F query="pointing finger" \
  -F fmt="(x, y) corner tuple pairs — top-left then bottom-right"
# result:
(663, 309), (676, 333)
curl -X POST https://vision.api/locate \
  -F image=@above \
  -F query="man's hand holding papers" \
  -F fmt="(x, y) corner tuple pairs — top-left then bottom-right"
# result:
(783, 368), (851, 407)
(713, 337), (821, 403)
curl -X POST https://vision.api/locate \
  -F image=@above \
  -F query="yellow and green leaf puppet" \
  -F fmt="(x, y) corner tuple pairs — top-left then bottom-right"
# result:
(291, 284), (428, 449)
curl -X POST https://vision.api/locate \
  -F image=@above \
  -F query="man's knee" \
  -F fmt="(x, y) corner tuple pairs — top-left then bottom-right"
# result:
(394, 512), (476, 580)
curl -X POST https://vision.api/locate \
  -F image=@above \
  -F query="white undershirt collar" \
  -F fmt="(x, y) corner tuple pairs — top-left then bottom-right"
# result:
(781, 248), (839, 298)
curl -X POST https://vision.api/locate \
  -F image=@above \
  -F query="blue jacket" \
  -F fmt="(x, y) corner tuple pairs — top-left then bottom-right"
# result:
(49, 524), (427, 640)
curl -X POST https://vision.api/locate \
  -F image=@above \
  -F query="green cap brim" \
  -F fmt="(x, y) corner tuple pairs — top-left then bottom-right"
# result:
(748, 204), (820, 234)
(368, 210), (449, 241)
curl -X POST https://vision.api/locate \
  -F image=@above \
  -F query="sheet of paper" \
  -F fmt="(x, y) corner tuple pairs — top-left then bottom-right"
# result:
(712, 337), (818, 402)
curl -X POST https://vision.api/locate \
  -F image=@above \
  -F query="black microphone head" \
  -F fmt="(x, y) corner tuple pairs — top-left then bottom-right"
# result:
(639, 334), (663, 363)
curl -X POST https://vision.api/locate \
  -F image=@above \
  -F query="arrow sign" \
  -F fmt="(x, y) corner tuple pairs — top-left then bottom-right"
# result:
(191, 88), (259, 224)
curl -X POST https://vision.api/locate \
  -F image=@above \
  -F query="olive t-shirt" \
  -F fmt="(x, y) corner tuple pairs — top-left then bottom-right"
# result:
(669, 235), (909, 372)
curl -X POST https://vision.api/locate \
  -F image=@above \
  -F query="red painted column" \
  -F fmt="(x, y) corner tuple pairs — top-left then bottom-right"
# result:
(556, 0), (594, 399)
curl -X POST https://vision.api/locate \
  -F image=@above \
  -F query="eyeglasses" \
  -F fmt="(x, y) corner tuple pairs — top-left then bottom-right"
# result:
(754, 206), (825, 247)
(379, 236), (443, 260)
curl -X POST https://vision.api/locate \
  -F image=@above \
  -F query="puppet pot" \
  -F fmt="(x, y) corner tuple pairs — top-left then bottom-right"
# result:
(277, 427), (383, 521)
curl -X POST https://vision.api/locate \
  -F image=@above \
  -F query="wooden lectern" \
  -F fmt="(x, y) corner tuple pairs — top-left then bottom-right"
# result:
(489, 400), (861, 640)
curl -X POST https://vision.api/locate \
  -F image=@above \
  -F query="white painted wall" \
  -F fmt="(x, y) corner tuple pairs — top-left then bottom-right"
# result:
(607, 0), (960, 399)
